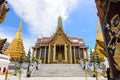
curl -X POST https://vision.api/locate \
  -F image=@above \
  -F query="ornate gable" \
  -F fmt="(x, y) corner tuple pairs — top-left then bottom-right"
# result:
(49, 16), (71, 45)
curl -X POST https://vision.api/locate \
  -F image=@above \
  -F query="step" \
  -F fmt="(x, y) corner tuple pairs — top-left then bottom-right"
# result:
(32, 64), (86, 77)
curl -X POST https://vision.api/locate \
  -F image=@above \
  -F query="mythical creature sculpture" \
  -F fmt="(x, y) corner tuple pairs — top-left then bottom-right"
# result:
(113, 43), (120, 71)
(107, 14), (120, 49)
(106, 14), (120, 71)
(0, 0), (9, 23)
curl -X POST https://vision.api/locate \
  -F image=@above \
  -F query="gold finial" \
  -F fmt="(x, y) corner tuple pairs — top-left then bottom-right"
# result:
(18, 10), (24, 32)
(18, 19), (22, 32)
(96, 19), (100, 33)
(96, 19), (104, 41)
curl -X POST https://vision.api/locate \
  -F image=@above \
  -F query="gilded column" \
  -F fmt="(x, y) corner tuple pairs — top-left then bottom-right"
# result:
(34, 48), (36, 58)
(64, 44), (67, 63)
(48, 44), (51, 64)
(44, 47), (47, 64)
(85, 48), (88, 59)
(74, 47), (76, 64)
(83, 48), (85, 58)
(32, 47), (35, 59)
(78, 48), (80, 59)
(53, 44), (56, 62)
(69, 44), (72, 64)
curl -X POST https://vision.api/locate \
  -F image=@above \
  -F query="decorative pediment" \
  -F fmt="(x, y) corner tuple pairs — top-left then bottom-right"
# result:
(49, 16), (71, 45)
(54, 35), (66, 45)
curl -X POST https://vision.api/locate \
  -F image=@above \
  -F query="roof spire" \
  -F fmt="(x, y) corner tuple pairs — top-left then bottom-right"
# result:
(96, 19), (104, 41)
(57, 16), (63, 30)
(18, 19), (22, 32)
(15, 19), (22, 39)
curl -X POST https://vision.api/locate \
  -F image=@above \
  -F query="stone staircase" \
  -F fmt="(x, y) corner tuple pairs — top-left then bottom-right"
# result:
(32, 64), (86, 77)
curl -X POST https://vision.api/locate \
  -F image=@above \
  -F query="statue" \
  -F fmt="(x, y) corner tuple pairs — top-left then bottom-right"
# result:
(0, 0), (9, 23)
(113, 43), (120, 71)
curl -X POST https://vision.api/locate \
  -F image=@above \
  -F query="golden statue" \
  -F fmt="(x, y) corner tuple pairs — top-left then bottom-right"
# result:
(113, 43), (120, 71)
(0, 0), (9, 23)
(108, 14), (120, 71)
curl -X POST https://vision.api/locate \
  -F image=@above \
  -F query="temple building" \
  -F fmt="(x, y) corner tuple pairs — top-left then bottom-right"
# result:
(4, 20), (26, 61)
(32, 16), (88, 64)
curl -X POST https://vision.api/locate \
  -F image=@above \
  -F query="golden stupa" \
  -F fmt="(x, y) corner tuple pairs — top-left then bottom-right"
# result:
(4, 19), (26, 61)
(94, 20), (105, 62)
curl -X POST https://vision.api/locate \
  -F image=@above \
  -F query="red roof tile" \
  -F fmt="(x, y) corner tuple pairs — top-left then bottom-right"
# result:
(36, 37), (87, 48)
(79, 45), (88, 48)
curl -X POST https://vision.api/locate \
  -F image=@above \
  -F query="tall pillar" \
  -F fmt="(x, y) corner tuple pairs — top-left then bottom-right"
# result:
(53, 44), (56, 62)
(48, 44), (51, 64)
(44, 47), (47, 64)
(83, 48), (85, 59)
(85, 48), (88, 59)
(78, 48), (80, 59)
(39, 48), (42, 58)
(64, 44), (67, 63)
(74, 47), (76, 64)
(69, 44), (72, 64)
(32, 47), (35, 59)
(34, 48), (37, 58)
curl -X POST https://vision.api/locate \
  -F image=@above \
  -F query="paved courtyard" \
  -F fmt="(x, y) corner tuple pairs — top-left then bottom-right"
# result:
(0, 75), (107, 80)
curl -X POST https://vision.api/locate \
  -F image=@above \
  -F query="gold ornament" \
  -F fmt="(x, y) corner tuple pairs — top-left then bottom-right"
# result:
(113, 43), (120, 71)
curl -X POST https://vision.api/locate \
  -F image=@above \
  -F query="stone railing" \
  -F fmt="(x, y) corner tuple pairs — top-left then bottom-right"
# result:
(31, 60), (42, 76)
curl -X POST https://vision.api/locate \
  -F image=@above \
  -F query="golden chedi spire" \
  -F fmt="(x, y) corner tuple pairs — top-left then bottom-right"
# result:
(96, 20), (104, 41)
(4, 19), (26, 61)
(94, 20), (105, 62)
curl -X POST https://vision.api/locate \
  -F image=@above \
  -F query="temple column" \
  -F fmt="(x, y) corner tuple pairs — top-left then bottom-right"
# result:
(69, 44), (72, 64)
(44, 47), (47, 64)
(32, 47), (35, 59)
(53, 44), (56, 63)
(85, 48), (88, 59)
(48, 44), (51, 64)
(39, 48), (42, 58)
(78, 48), (80, 59)
(83, 48), (85, 58)
(74, 47), (76, 64)
(34, 48), (36, 58)
(64, 44), (67, 63)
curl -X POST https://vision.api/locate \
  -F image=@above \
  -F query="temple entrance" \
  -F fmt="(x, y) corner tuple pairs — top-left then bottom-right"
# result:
(56, 45), (64, 63)
(58, 51), (63, 63)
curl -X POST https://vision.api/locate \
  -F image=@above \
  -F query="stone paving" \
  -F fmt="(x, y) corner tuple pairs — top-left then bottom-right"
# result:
(0, 75), (107, 80)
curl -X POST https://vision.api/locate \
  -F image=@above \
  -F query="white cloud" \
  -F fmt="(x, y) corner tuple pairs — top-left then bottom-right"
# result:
(2, 0), (80, 52)
(0, 27), (14, 42)
(8, 0), (80, 37)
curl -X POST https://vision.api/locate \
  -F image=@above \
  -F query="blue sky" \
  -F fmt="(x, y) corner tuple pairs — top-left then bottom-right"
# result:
(0, 0), (99, 52)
